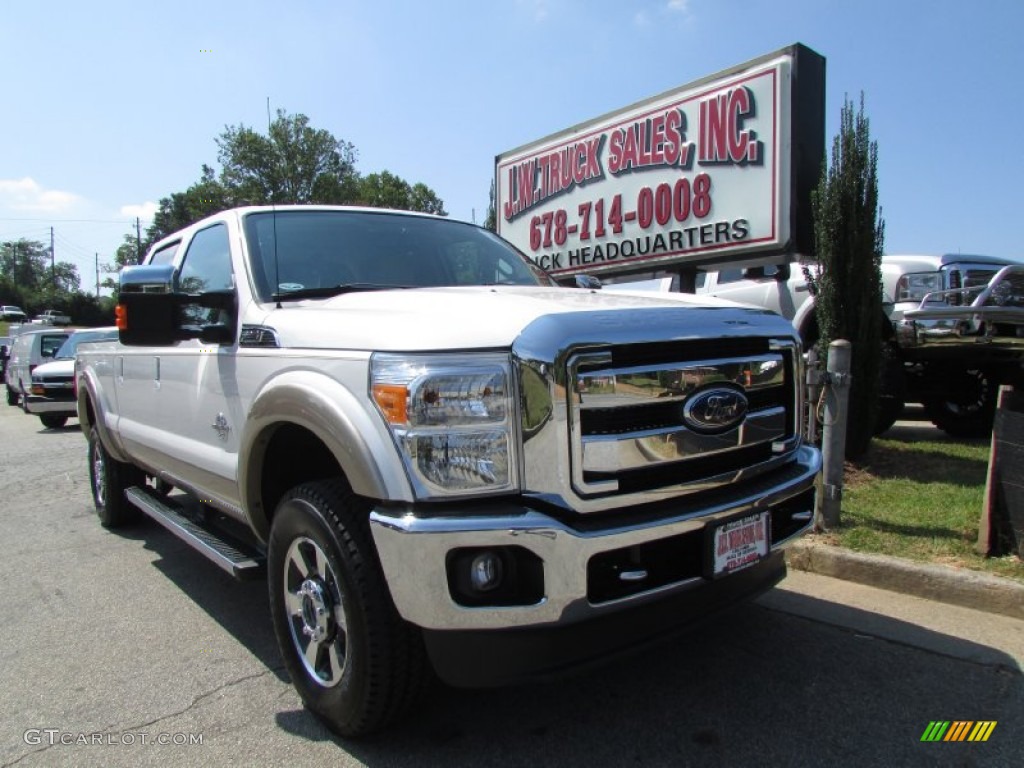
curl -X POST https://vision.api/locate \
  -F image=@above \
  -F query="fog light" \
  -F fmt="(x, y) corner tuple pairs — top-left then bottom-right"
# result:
(469, 552), (503, 592)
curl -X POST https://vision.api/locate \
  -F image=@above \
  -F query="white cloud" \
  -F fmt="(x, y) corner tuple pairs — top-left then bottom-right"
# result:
(634, 10), (650, 26)
(120, 201), (159, 222)
(0, 177), (79, 212)
(667, 0), (690, 12)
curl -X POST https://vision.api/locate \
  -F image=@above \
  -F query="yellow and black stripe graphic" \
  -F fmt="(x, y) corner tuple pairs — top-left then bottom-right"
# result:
(920, 721), (997, 742)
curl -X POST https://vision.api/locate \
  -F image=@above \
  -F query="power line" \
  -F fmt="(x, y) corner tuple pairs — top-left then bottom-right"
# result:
(0, 217), (138, 224)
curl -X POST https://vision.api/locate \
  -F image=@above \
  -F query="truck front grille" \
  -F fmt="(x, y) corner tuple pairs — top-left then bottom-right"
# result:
(567, 337), (799, 500)
(514, 306), (804, 514)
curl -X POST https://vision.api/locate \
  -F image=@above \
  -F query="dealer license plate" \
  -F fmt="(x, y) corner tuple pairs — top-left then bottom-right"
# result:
(710, 511), (770, 578)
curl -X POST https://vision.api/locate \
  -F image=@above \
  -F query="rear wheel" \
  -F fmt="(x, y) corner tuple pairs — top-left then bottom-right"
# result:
(922, 368), (996, 438)
(40, 413), (68, 429)
(873, 342), (906, 435)
(87, 426), (143, 527)
(267, 479), (429, 738)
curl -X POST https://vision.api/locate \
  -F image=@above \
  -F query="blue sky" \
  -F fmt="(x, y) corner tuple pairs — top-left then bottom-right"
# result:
(1, 0), (1021, 290)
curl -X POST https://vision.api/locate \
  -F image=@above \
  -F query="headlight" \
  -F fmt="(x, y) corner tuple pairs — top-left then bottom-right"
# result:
(370, 353), (518, 498)
(895, 272), (943, 302)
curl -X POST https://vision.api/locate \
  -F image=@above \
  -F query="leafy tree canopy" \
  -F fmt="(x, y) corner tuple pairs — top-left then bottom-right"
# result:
(140, 110), (447, 248)
(0, 238), (107, 324)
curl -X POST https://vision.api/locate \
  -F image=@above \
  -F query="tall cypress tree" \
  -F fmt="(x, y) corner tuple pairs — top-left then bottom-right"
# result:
(811, 94), (886, 459)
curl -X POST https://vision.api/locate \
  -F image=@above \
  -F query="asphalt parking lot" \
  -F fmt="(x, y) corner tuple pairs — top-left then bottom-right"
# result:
(0, 403), (1021, 767)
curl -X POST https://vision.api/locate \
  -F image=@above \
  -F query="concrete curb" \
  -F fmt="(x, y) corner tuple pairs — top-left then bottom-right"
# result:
(785, 541), (1024, 621)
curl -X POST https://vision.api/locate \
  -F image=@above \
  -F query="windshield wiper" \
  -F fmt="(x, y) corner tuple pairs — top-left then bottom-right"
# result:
(272, 283), (411, 301)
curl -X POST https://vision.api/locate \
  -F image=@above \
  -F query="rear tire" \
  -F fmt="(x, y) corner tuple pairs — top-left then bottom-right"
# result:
(873, 342), (906, 435)
(6, 386), (17, 406)
(267, 479), (429, 738)
(922, 368), (996, 438)
(87, 426), (143, 527)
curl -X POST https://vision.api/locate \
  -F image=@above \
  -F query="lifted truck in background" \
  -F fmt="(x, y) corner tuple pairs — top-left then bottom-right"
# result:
(697, 254), (1024, 437)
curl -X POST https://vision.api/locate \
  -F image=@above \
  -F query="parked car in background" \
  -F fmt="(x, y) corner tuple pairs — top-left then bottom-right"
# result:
(26, 327), (118, 428)
(31, 309), (72, 326)
(5, 327), (73, 407)
(1, 305), (27, 322)
(697, 253), (1024, 437)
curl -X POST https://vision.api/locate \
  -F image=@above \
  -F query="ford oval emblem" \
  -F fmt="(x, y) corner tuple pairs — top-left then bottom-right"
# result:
(682, 387), (748, 433)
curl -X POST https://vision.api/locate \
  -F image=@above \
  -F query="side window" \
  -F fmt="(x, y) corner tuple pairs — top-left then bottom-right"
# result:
(177, 224), (233, 326)
(149, 241), (180, 266)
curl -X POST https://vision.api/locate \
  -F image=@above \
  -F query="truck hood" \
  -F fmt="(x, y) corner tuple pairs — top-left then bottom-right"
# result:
(259, 286), (788, 351)
(30, 358), (74, 378)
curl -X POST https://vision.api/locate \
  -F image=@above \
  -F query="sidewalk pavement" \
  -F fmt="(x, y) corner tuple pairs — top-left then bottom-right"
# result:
(786, 540), (1024, 621)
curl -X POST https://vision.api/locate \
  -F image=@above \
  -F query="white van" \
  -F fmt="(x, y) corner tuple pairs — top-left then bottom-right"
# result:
(5, 327), (72, 407)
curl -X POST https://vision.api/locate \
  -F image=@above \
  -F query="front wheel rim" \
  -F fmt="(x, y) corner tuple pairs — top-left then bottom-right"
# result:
(283, 535), (348, 687)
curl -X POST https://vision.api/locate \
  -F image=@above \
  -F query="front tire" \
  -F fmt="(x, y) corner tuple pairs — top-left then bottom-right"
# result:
(87, 426), (142, 527)
(6, 386), (17, 406)
(268, 480), (428, 738)
(40, 413), (68, 429)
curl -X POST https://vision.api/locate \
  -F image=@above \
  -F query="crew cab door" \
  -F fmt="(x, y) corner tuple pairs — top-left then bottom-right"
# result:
(159, 223), (244, 504)
(117, 223), (243, 507)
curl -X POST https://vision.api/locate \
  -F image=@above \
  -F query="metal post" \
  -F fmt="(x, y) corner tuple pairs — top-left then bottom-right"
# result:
(817, 340), (852, 531)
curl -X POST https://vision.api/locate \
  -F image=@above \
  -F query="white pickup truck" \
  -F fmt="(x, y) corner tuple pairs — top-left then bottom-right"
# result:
(76, 205), (821, 736)
(32, 309), (71, 326)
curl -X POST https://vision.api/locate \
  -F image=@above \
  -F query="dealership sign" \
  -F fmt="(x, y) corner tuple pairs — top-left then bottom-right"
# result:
(496, 44), (824, 277)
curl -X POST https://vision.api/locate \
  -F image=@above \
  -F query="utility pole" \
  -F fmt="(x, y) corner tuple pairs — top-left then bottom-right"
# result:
(50, 226), (56, 290)
(136, 218), (142, 264)
(95, 253), (100, 298)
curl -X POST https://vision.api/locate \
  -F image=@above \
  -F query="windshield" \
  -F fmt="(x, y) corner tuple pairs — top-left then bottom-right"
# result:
(242, 210), (555, 303)
(54, 329), (118, 359)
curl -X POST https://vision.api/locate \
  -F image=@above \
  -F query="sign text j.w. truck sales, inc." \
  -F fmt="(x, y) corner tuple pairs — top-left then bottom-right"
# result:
(496, 44), (824, 278)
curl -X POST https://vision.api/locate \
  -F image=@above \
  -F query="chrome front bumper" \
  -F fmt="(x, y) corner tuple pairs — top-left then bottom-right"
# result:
(370, 445), (821, 631)
(25, 395), (77, 415)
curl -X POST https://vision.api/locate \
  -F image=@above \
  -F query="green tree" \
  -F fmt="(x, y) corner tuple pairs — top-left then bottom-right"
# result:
(358, 171), (413, 210)
(483, 179), (497, 232)
(0, 239), (49, 291)
(811, 94), (886, 459)
(409, 182), (447, 216)
(143, 109), (448, 246)
(148, 165), (232, 244)
(357, 172), (448, 215)
(218, 110), (359, 205)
